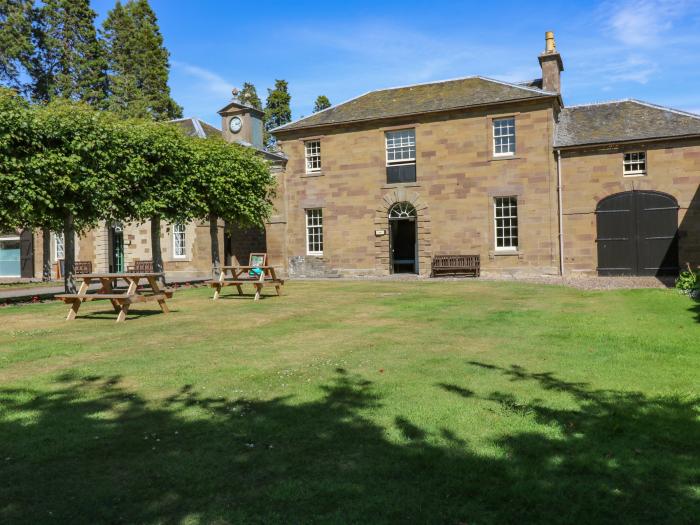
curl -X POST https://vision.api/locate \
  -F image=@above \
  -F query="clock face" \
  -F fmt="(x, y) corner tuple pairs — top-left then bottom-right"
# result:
(229, 116), (242, 133)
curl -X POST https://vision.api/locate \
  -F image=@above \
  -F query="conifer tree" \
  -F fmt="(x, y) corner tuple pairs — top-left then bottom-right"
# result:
(264, 79), (291, 149)
(238, 82), (261, 109)
(0, 0), (34, 90)
(102, 0), (182, 120)
(313, 95), (331, 113)
(28, 0), (107, 105)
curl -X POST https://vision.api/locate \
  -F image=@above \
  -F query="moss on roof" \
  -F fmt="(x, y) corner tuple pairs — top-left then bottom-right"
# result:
(274, 76), (556, 133)
(555, 100), (700, 148)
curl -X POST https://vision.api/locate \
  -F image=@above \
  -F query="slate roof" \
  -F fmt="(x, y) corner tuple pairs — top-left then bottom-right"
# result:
(170, 117), (222, 139)
(273, 76), (557, 133)
(555, 100), (700, 148)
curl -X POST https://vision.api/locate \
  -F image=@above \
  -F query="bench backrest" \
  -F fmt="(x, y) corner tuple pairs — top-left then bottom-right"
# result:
(132, 260), (154, 273)
(74, 261), (93, 274)
(432, 255), (480, 268)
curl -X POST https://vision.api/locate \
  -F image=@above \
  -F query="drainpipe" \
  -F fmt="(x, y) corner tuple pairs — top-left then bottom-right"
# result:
(556, 150), (565, 276)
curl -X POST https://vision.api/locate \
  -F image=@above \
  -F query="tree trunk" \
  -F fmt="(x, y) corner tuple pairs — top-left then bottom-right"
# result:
(63, 212), (76, 294)
(150, 215), (165, 285)
(210, 213), (221, 279)
(42, 227), (52, 281)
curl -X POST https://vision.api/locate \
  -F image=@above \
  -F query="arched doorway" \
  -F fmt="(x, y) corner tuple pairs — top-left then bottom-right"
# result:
(389, 202), (417, 274)
(596, 190), (679, 276)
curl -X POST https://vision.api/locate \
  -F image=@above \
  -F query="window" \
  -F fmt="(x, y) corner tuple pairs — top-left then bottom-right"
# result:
(494, 197), (518, 251)
(305, 209), (323, 255)
(385, 129), (417, 183)
(385, 129), (416, 165)
(173, 223), (186, 258)
(623, 151), (646, 176)
(493, 118), (516, 156)
(305, 140), (321, 173)
(54, 232), (65, 260)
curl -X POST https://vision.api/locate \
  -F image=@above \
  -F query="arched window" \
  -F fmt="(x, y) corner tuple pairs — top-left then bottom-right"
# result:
(388, 202), (416, 219)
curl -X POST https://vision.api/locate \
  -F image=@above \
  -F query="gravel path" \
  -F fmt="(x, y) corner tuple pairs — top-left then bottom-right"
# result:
(296, 273), (677, 290)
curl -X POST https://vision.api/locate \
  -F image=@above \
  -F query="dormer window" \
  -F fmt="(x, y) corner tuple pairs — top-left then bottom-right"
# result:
(623, 151), (646, 176)
(493, 117), (516, 156)
(305, 140), (321, 173)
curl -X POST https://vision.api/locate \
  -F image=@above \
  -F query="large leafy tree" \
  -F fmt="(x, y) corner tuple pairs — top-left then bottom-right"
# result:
(0, 88), (45, 231)
(29, 99), (129, 292)
(313, 95), (331, 113)
(28, 0), (107, 105)
(264, 79), (291, 149)
(0, 0), (33, 91)
(102, 0), (182, 120)
(238, 82), (261, 110)
(119, 119), (195, 282)
(187, 137), (275, 277)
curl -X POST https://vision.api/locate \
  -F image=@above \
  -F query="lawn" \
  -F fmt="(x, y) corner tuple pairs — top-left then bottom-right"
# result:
(0, 280), (698, 524)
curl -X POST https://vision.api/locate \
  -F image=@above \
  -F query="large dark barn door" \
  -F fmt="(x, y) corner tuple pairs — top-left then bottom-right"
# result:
(596, 190), (678, 276)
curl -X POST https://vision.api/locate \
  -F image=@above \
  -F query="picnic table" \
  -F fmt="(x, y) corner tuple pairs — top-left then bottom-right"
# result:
(209, 265), (284, 301)
(55, 273), (173, 322)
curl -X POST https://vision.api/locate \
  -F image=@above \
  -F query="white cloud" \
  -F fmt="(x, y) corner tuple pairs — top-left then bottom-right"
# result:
(606, 0), (698, 47)
(171, 61), (233, 98)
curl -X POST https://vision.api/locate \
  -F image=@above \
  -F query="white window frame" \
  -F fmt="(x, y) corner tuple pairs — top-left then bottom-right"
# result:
(623, 151), (646, 176)
(54, 232), (65, 260)
(304, 140), (322, 173)
(173, 223), (186, 258)
(493, 117), (516, 157)
(385, 129), (416, 166)
(494, 196), (518, 251)
(305, 208), (323, 256)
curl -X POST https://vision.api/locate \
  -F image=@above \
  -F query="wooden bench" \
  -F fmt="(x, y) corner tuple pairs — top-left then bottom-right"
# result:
(431, 255), (480, 277)
(55, 273), (173, 322)
(127, 260), (154, 273)
(74, 261), (93, 274)
(208, 268), (284, 301)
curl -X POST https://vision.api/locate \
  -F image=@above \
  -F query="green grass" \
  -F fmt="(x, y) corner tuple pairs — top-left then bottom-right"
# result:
(0, 281), (698, 524)
(0, 280), (60, 291)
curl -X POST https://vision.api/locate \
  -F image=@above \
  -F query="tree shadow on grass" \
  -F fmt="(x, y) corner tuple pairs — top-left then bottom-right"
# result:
(0, 365), (698, 524)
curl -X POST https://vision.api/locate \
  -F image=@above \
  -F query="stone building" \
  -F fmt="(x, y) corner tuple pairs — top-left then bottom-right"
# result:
(263, 32), (700, 277)
(3, 106), (285, 281)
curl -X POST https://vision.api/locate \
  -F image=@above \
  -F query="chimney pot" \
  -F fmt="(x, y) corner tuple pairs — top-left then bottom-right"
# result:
(545, 31), (556, 52)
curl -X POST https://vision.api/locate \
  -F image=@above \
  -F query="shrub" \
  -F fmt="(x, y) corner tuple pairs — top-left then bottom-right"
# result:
(675, 264), (699, 298)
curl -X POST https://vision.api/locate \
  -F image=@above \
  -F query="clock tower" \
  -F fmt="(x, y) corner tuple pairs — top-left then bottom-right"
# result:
(218, 89), (265, 149)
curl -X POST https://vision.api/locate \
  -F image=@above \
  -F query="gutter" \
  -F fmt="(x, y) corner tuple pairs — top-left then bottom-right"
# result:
(556, 150), (565, 276)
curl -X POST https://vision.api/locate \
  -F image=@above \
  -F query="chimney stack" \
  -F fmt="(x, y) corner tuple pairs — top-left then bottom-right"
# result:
(539, 31), (564, 94)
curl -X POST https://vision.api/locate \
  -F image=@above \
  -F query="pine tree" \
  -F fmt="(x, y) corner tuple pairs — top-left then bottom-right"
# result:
(0, 0), (34, 90)
(102, 0), (182, 120)
(264, 79), (291, 149)
(28, 0), (107, 105)
(313, 95), (331, 113)
(238, 81), (261, 109)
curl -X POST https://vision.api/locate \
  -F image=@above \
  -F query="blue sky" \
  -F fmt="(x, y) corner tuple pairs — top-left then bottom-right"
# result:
(92, 0), (700, 125)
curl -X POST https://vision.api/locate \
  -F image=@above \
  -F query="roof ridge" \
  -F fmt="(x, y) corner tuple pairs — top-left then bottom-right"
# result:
(564, 99), (700, 119)
(563, 99), (633, 109)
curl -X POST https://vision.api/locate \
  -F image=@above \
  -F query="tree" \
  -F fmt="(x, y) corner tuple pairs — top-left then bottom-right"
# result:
(264, 79), (291, 149)
(0, 0), (34, 91)
(30, 99), (130, 292)
(238, 82), (261, 109)
(186, 137), (275, 277)
(102, 0), (182, 120)
(28, 0), (107, 106)
(0, 88), (45, 230)
(313, 95), (331, 113)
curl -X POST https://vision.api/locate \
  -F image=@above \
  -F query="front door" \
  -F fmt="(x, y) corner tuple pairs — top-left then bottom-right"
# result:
(596, 190), (679, 276)
(0, 235), (21, 277)
(109, 224), (125, 273)
(390, 218), (417, 273)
